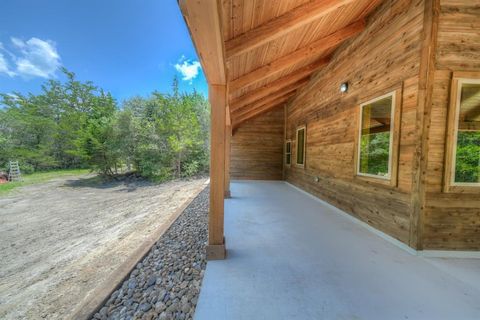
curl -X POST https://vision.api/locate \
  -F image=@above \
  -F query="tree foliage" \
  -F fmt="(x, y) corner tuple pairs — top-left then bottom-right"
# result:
(455, 131), (480, 183)
(0, 70), (210, 180)
(360, 132), (390, 176)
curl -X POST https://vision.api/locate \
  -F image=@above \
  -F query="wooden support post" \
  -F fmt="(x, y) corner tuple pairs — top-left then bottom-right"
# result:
(224, 120), (232, 198)
(409, 0), (439, 250)
(207, 84), (227, 260)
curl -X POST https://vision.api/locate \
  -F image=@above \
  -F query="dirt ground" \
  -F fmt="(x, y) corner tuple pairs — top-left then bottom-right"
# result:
(0, 174), (207, 320)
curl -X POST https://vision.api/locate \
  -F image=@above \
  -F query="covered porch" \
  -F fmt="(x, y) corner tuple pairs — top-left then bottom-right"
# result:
(194, 181), (480, 320)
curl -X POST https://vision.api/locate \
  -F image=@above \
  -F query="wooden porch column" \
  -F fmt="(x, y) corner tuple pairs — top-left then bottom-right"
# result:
(207, 84), (227, 260)
(409, 0), (439, 250)
(224, 109), (232, 198)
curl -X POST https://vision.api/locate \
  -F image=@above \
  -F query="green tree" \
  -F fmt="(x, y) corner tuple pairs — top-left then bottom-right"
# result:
(360, 132), (390, 176)
(1, 73), (210, 180)
(455, 131), (480, 183)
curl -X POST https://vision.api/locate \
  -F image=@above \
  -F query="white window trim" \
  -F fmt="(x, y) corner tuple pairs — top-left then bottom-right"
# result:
(450, 78), (480, 187)
(296, 125), (306, 168)
(356, 91), (396, 180)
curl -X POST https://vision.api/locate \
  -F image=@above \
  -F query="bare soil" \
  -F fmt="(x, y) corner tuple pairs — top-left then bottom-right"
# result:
(0, 174), (207, 320)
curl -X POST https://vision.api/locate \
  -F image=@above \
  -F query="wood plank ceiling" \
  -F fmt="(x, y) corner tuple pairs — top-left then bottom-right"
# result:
(220, 0), (384, 129)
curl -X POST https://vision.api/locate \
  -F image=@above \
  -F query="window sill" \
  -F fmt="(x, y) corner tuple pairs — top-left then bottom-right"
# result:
(354, 174), (396, 188)
(443, 184), (480, 194)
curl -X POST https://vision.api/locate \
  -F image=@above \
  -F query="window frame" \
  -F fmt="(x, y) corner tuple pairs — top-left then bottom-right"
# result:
(295, 125), (306, 168)
(444, 72), (480, 193)
(354, 89), (401, 186)
(285, 139), (292, 167)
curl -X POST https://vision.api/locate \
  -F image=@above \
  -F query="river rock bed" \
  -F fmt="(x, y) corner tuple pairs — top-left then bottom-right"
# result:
(92, 187), (209, 320)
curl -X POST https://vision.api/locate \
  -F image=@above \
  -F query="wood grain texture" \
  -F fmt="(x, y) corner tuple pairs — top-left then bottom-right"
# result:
(179, 0), (226, 85)
(231, 106), (284, 180)
(231, 78), (308, 113)
(232, 93), (294, 127)
(422, 0), (480, 250)
(209, 85), (226, 247)
(285, 0), (425, 246)
(230, 67), (312, 111)
(436, 0), (480, 71)
(230, 54), (330, 93)
(225, 0), (383, 100)
(409, 0), (439, 250)
(225, 0), (355, 59)
(181, 0), (480, 251)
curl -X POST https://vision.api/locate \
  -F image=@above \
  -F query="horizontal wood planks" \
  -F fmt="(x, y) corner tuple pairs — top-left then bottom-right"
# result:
(181, 0), (479, 251)
(285, 0), (425, 246)
(231, 106), (284, 180)
(422, 0), (480, 250)
(223, 0), (383, 99)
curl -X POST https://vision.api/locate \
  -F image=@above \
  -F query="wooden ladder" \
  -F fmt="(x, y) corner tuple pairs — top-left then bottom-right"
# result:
(8, 161), (22, 182)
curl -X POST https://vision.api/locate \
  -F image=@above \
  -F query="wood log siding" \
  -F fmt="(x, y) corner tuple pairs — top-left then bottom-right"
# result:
(230, 106), (284, 180)
(182, 0), (479, 252)
(283, 0), (480, 251)
(422, 0), (480, 250)
(285, 0), (425, 246)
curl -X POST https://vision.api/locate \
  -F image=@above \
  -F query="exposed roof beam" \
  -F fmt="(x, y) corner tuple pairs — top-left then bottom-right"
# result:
(233, 99), (290, 128)
(230, 77), (309, 112)
(229, 19), (365, 91)
(229, 58), (328, 95)
(231, 83), (301, 116)
(230, 56), (329, 93)
(225, 0), (355, 59)
(179, 0), (226, 85)
(229, 59), (323, 106)
(232, 92), (295, 125)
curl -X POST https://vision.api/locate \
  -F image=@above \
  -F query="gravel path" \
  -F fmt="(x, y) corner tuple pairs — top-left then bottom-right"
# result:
(93, 187), (209, 320)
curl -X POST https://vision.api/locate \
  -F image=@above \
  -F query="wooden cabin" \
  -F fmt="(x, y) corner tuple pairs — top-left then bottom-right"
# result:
(179, 0), (480, 260)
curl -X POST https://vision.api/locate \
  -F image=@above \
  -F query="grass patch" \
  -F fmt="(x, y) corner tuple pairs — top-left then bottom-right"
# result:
(0, 169), (91, 195)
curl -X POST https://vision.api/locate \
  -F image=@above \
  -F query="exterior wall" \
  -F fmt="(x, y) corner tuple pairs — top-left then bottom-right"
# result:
(423, 0), (480, 250)
(285, 0), (425, 246)
(230, 106), (284, 180)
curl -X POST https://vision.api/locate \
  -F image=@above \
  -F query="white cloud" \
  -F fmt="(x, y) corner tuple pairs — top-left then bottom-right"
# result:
(0, 42), (16, 77)
(0, 52), (16, 77)
(12, 37), (61, 78)
(0, 37), (61, 79)
(10, 37), (25, 49)
(174, 56), (201, 83)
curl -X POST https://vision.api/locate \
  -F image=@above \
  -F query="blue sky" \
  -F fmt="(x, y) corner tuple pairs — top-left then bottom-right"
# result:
(0, 0), (207, 102)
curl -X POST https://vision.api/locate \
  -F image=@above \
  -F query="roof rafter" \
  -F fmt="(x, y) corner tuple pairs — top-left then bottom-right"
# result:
(229, 19), (366, 91)
(225, 0), (355, 59)
(230, 77), (309, 112)
(231, 90), (297, 123)
(229, 59), (325, 105)
(232, 92), (295, 125)
(231, 82), (301, 116)
(230, 56), (329, 93)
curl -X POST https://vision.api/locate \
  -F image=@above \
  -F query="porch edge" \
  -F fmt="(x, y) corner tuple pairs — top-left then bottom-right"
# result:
(284, 182), (480, 259)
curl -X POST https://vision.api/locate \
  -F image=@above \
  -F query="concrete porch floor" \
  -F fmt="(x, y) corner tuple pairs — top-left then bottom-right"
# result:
(194, 181), (480, 320)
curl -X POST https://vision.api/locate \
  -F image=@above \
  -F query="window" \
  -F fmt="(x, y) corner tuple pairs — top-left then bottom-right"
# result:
(296, 126), (306, 167)
(445, 74), (480, 192)
(285, 140), (292, 166)
(356, 90), (400, 184)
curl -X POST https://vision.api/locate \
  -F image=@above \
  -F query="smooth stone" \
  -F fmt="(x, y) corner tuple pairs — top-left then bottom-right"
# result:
(139, 302), (151, 312)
